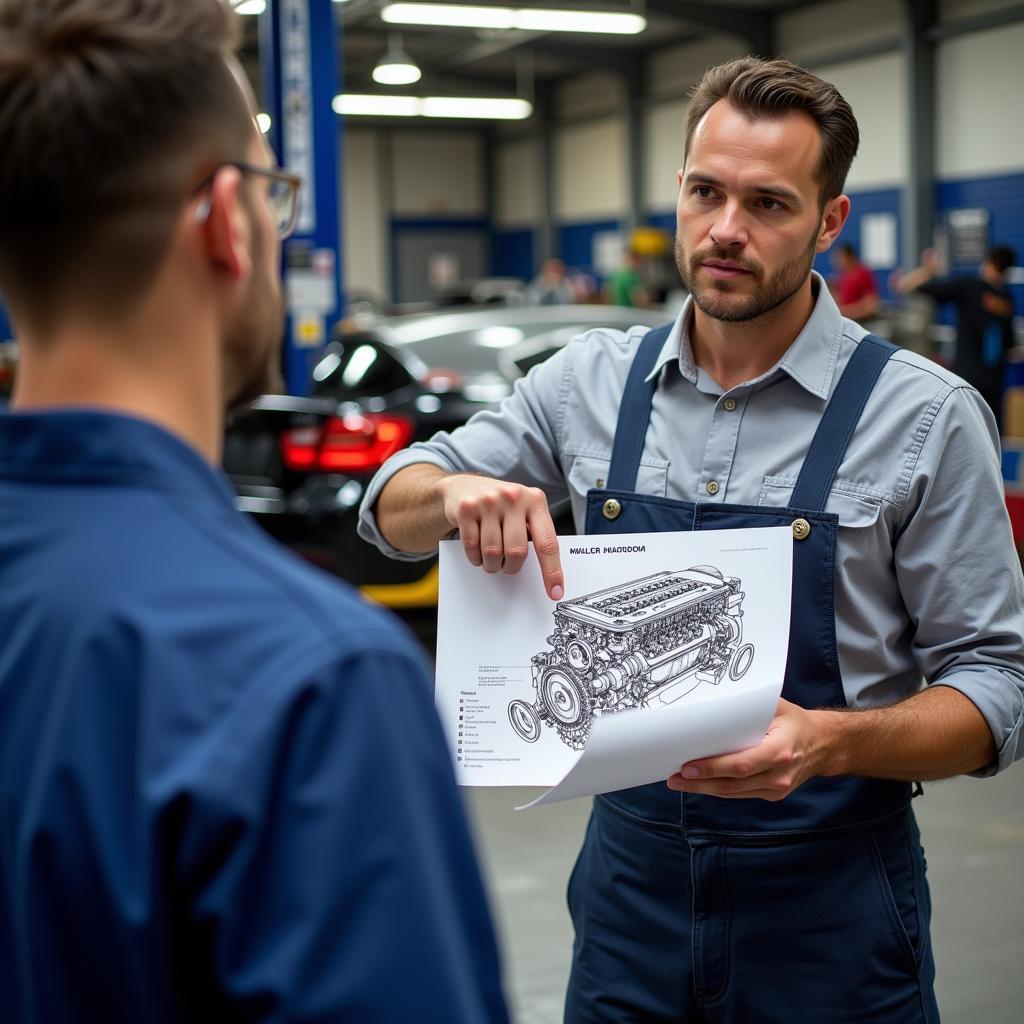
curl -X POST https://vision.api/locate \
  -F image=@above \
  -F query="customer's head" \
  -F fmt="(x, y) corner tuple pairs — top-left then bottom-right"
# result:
(0, 0), (287, 404)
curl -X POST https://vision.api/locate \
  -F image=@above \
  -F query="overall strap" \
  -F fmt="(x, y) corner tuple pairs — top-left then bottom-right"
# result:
(788, 333), (898, 512)
(606, 322), (675, 491)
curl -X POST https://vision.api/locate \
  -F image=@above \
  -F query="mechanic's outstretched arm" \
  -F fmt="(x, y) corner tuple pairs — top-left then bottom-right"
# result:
(376, 462), (565, 600)
(668, 687), (997, 801)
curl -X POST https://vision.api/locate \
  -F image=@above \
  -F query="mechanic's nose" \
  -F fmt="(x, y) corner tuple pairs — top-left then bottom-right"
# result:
(709, 202), (748, 249)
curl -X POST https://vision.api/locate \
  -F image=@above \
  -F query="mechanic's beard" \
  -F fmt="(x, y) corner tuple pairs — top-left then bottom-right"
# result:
(675, 231), (818, 324)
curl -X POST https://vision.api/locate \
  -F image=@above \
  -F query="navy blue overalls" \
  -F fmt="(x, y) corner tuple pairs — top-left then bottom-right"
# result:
(565, 325), (939, 1023)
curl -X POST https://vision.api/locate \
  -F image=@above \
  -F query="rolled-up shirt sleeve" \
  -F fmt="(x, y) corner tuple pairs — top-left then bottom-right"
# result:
(894, 384), (1024, 775)
(357, 344), (574, 558)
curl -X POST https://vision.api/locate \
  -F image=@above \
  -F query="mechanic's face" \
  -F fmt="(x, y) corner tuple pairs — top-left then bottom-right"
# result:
(224, 133), (285, 409)
(675, 100), (836, 324)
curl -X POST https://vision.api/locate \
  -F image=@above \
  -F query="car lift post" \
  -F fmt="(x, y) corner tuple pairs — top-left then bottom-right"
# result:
(260, 0), (343, 396)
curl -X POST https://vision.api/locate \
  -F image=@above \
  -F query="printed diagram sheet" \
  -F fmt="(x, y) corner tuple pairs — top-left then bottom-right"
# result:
(436, 527), (793, 807)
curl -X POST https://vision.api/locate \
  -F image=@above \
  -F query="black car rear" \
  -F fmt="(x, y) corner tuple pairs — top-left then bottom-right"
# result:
(223, 305), (668, 610)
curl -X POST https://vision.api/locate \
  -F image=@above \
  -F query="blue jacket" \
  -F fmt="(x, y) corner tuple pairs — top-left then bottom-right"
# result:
(0, 409), (508, 1023)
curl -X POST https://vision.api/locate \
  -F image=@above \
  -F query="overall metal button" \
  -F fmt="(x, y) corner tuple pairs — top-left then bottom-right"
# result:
(791, 517), (811, 540)
(706, 481), (720, 495)
(603, 498), (622, 520)
(723, 398), (737, 411)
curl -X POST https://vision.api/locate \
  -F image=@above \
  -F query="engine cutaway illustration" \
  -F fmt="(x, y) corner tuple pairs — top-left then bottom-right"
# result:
(507, 567), (754, 750)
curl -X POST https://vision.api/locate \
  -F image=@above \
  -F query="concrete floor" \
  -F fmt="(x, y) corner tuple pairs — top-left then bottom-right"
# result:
(465, 768), (1024, 1023)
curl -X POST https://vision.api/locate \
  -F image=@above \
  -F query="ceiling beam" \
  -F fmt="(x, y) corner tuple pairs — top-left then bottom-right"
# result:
(643, 0), (775, 54)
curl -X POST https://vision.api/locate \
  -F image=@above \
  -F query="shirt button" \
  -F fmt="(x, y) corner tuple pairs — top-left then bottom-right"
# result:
(723, 398), (737, 411)
(707, 481), (720, 495)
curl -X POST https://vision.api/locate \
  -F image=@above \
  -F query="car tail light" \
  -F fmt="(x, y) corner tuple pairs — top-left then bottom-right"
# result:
(420, 367), (464, 393)
(280, 413), (414, 473)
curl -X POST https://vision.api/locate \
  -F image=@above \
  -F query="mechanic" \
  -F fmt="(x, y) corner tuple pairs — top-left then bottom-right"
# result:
(359, 56), (1024, 1023)
(0, 1), (507, 1021)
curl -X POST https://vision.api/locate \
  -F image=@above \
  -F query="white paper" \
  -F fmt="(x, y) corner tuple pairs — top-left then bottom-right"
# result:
(860, 213), (897, 269)
(435, 527), (793, 806)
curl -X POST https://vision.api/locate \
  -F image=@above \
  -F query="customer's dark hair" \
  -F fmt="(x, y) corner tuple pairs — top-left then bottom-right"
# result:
(987, 246), (1017, 274)
(0, 0), (251, 330)
(684, 57), (859, 206)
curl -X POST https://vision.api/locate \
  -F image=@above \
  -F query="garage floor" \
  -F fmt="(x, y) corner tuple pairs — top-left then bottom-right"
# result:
(465, 768), (1024, 1023)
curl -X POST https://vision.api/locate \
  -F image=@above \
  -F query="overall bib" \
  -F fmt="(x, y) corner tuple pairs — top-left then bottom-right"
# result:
(565, 325), (939, 1023)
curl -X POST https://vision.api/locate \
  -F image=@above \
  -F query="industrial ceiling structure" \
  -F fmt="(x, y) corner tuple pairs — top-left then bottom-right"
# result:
(240, 1), (830, 118)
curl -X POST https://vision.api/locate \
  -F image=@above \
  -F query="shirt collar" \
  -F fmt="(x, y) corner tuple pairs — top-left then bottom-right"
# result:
(0, 408), (239, 513)
(645, 271), (845, 400)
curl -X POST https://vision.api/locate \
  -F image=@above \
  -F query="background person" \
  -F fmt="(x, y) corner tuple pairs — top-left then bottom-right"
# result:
(525, 256), (576, 306)
(358, 56), (1024, 1023)
(604, 247), (651, 307)
(0, 2), (508, 1021)
(830, 241), (880, 322)
(895, 244), (1017, 430)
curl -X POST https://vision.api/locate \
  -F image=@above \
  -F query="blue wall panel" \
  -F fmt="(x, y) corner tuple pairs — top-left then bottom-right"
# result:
(646, 212), (675, 235)
(492, 228), (534, 281)
(557, 219), (622, 279)
(812, 186), (902, 299)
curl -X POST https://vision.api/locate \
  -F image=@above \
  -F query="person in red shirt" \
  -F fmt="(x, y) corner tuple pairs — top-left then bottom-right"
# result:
(831, 242), (880, 321)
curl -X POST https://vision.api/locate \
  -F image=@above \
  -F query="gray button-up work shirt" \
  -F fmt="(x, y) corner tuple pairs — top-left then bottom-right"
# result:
(359, 275), (1024, 775)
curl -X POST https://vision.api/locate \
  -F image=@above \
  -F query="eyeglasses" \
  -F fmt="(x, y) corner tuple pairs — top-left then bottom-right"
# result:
(195, 161), (302, 239)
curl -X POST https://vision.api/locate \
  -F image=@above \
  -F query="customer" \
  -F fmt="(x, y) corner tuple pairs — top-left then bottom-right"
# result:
(359, 56), (1024, 1023)
(0, 2), (507, 1021)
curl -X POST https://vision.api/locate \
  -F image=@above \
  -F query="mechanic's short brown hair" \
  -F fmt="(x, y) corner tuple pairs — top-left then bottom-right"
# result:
(0, 0), (252, 332)
(684, 57), (860, 206)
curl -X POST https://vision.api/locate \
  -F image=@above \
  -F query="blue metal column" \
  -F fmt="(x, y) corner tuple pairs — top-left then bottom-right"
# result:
(260, 0), (343, 396)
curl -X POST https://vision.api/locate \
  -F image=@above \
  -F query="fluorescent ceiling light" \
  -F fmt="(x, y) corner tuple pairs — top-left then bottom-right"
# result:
(517, 8), (645, 33)
(233, 0), (266, 15)
(256, 112), (272, 134)
(333, 94), (421, 117)
(421, 96), (532, 119)
(333, 93), (533, 120)
(381, 3), (646, 34)
(385, 3), (510, 29)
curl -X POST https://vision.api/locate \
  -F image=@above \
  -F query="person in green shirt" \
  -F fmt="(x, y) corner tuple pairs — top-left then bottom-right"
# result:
(605, 248), (651, 307)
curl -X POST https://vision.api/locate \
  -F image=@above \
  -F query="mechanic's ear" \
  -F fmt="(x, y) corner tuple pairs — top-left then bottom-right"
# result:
(816, 194), (850, 253)
(197, 166), (251, 282)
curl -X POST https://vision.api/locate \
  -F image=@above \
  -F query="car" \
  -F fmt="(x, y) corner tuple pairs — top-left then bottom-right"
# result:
(223, 304), (669, 629)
